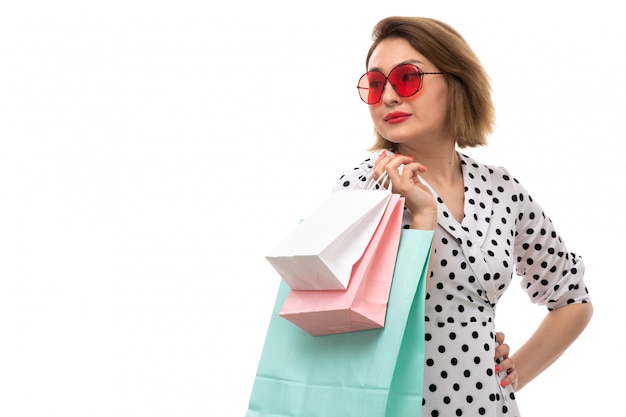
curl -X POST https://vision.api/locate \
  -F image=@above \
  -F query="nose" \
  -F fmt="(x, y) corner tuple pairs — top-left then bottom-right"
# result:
(381, 79), (401, 105)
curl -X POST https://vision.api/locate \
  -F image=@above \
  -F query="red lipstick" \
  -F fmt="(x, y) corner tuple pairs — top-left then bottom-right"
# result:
(384, 111), (411, 124)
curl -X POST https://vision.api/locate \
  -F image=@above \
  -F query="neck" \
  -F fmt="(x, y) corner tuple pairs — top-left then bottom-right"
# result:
(396, 143), (462, 186)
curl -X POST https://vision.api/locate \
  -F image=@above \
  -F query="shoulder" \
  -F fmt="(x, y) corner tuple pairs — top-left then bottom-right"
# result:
(333, 150), (385, 192)
(459, 152), (523, 192)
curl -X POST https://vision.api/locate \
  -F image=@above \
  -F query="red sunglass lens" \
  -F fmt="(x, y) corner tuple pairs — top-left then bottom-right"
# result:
(358, 71), (385, 104)
(388, 64), (422, 97)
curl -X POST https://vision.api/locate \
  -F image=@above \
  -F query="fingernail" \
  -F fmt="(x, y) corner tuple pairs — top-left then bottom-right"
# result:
(495, 365), (500, 373)
(380, 150), (387, 157)
(500, 381), (507, 388)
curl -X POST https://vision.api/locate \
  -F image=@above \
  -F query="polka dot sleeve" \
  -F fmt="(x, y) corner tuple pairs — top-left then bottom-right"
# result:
(332, 151), (386, 192)
(501, 169), (591, 310)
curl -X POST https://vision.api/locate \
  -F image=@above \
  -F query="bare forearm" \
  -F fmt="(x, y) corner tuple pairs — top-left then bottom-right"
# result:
(410, 210), (437, 231)
(511, 302), (593, 391)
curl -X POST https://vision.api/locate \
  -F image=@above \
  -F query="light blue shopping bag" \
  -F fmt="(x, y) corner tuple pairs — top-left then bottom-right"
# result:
(246, 229), (434, 417)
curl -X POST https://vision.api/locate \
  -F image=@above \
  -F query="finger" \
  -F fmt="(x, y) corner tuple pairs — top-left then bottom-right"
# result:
(495, 357), (515, 374)
(500, 370), (519, 391)
(373, 150), (396, 179)
(401, 162), (428, 184)
(494, 342), (510, 359)
(381, 155), (406, 187)
(495, 331), (505, 345)
(385, 155), (426, 185)
(387, 153), (413, 169)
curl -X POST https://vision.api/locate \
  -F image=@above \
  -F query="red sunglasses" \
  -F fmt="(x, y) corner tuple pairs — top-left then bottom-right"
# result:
(357, 63), (442, 104)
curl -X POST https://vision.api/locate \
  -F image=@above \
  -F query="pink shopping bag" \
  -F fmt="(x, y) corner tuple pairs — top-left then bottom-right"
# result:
(278, 194), (404, 336)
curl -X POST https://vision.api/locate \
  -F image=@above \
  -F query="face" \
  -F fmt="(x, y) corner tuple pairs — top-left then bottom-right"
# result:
(365, 37), (450, 148)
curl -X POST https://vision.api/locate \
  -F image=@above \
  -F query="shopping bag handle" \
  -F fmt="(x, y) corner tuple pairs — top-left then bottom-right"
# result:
(364, 171), (391, 191)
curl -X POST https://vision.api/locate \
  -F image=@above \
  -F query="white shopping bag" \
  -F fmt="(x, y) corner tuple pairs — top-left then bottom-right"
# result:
(265, 187), (392, 290)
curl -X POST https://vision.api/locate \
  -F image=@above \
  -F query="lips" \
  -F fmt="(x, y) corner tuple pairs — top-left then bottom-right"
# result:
(384, 111), (411, 124)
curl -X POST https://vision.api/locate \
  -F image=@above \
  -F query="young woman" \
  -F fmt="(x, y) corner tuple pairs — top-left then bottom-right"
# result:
(334, 16), (593, 416)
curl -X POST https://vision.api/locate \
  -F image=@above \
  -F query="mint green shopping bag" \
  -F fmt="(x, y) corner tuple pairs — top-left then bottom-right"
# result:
(246, 229), (434, 417)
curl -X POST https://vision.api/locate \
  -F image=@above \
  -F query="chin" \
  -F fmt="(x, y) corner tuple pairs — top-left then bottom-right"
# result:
(380, 135), (410, 146)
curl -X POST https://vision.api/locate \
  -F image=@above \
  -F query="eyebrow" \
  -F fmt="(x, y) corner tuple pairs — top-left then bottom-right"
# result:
(368, 59), (425, 73)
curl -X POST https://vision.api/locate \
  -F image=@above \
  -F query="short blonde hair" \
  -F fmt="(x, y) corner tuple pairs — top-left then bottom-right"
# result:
(365, 16), (495, 150)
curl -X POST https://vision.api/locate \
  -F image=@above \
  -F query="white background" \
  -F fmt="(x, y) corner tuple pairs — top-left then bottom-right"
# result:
(0, 1), (622, 416)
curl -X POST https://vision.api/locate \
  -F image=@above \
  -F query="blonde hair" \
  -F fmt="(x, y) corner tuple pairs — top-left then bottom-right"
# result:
(365, 16), (495, 150)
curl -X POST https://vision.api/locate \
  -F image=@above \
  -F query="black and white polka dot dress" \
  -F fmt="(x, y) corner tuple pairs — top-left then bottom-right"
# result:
(333, 151), (591, 417)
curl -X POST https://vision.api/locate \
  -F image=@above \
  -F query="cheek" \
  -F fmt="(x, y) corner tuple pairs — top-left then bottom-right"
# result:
(414, 93), (447, 123)
(428, 88), (449, 118)
(368, 106), (387, 132)
(432, 97), (450, 124)
(368, 104), (384, 122)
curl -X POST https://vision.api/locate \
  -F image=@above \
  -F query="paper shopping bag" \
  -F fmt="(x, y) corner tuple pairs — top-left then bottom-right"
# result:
(265, 189), (392, 290)
(246, 229), (434, 417)
(279, 194), (404, 336)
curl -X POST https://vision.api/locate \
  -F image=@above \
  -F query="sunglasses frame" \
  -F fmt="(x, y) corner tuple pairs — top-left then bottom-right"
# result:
(357, 63), (442, 104)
